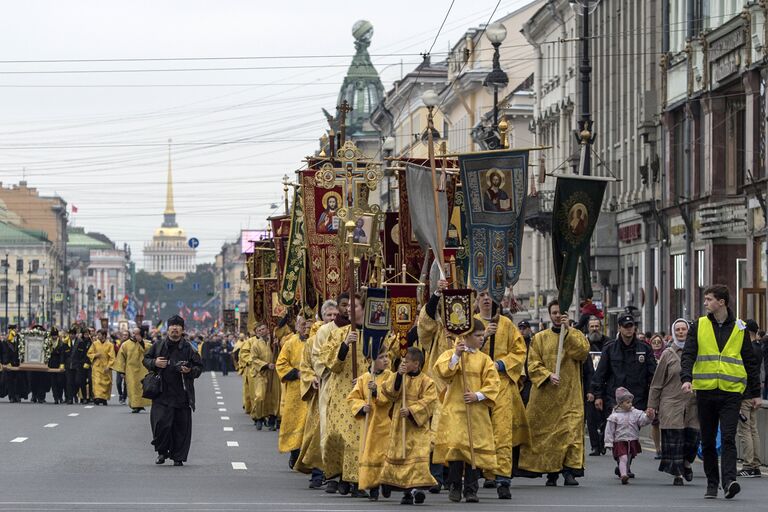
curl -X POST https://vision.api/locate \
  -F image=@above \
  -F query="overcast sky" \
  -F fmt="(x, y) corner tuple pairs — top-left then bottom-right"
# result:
(0, 0), (533, 264)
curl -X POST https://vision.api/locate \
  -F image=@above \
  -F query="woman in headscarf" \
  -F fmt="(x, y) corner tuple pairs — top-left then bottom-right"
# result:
(648, 333), (666, 457)
(647, 319), (700, 486)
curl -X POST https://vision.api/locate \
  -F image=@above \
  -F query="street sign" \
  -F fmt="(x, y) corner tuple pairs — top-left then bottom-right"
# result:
(139, 288), (146, 295)
(188, 237), (200, 249)
(53, 292), (64, 303)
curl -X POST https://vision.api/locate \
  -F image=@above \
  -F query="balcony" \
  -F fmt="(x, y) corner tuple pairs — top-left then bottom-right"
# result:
(524, 189), (554, 234)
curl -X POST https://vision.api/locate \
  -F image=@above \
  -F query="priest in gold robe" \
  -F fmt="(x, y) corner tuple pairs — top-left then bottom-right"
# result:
(319, 294), (368, 497)
(518, 300), (590, 486)
(295, 300), (339, 488)
(113, 327), (152, 412)
(276, 315), (310, 467)
(475, 291), (530, 498)
(248, 324), (277, 430)
(87, 329), (115, 405)
(234, 334), (252, 415)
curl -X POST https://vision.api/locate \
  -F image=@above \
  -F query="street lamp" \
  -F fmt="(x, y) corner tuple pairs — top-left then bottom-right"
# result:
(27, 263), (33, 326)
(483, 22), (509, 133)
(16, 259), (22, 327)
(420, 89), (441, 142)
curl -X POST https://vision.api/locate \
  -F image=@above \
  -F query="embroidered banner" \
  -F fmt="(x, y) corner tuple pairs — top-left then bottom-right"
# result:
(441, 288), (475, 336)
(552, 175), (609, 312)
(301, 169), (345, 301)
(279, 186), (305, 306)
(362, 287), (390, 359)
(386, 283), (419, 357)
(458, 150), (529, 302)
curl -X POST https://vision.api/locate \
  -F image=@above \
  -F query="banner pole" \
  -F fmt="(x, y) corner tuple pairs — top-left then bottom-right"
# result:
(426, 107), (446, 277)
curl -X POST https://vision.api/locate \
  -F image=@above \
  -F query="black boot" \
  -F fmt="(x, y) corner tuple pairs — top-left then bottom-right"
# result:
(325, 480), (339, 494)
(155, 454), (167, 465)
(563, 472), (579, 486)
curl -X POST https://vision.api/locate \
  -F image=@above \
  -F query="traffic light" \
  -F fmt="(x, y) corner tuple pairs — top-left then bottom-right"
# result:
(234, 305), (239, 314)
(97, 289), (103, 300)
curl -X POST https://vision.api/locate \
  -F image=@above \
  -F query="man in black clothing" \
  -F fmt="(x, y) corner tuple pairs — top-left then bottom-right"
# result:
(680, 285), (762, 500)
(143, 315), (203, 466)
(47, 328), (70, 404)
(69, 329), (92, 403)
(518, 320), (533, 406)
(585, 316), (611, 455)
(1, 326), (28, 403)
(592, 313), (657, 415)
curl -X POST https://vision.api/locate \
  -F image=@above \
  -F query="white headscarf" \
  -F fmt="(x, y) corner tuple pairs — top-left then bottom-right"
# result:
(671, 318), (689, 349)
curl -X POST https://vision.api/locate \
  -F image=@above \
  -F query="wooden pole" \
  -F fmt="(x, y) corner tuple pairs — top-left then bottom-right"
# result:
(555, 321), (566, 377)
(459, 351), (477, 469)
(401, 374), (407, 459)
(426, 107), (446, 277)
(345, 221), (358, 379)
(361, 337), (374, 458)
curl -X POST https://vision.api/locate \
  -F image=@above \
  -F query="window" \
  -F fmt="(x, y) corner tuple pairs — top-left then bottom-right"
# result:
(16, 285), (23, 304)
(696, 250), (706, 287)
(31, 285), (40, 304)
(674, 254), (686, 289)
(88, 269), (94, 277)
(0, 285), (6, 302)
(673, 110), (686, 200)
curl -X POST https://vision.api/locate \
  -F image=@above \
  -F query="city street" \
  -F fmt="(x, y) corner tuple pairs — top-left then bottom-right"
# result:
(0, 371), (765, 511)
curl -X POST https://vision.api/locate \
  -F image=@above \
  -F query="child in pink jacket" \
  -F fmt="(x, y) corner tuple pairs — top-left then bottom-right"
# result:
(604, 387), (654, 484)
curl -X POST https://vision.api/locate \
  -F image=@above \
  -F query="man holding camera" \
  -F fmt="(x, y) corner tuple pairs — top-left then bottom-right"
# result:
(143, 315), (203, 466)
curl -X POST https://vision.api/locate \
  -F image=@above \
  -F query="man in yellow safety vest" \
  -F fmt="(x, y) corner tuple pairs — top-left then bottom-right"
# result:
(680, 284), (762, 500)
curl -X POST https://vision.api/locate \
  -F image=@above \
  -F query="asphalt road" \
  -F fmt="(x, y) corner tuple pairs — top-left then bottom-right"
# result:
(1, 371), (766, 511)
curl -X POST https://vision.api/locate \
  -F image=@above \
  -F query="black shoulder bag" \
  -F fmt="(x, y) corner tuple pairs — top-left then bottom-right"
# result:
(142, 341), (166, 400)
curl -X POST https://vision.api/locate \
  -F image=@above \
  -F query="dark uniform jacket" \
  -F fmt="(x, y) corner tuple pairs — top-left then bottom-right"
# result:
(591, 335), (657, 410)
(68, 336), (91, 371)
(48, 338), (71, 369)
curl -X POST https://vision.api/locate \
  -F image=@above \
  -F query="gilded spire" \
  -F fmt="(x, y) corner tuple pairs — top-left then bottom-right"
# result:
(165, 139), (175, 215)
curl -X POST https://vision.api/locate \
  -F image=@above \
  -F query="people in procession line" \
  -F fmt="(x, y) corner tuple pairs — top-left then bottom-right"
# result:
(87, 329), (115, 406)
(114, 327), (152, 413)
(680, 284), (763, 500)
(276, 314), (311, 469)
(143, 315), (203, 466)
(647, 318), (699, 487)
(736, 319), (763, 478)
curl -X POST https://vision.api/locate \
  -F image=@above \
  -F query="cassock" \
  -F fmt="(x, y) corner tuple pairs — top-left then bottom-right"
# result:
(294, 322), (325, 473)
(275, 333), (308, 453)
(379, 371), (438, 490)
(312, 320), (341, 454)
(319, 324), (367, 483)
(113, 338), (152, 409)
(432, 347), (499, 470)
(87, 339), (115, 401)
(347, 369), (393, 490)
(518, 326), (589, 475)
(475, 314), (530, 477)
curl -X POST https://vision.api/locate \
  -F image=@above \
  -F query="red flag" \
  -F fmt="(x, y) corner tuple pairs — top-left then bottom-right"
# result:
(71, 205), (78, 213)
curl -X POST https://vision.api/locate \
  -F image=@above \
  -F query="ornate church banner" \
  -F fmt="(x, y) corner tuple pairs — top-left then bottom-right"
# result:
(458, 150), (529, 302)
(279, 186), (305, 306)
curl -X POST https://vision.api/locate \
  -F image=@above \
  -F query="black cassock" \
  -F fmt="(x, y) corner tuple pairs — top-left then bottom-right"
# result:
(1, 340), (30, 402)
(143, 336), (202, 462)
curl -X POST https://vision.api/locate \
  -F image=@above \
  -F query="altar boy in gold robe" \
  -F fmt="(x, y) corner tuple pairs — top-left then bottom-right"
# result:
(433, 318), (500, 504)
(347, 348), (393, 501)
(380, 347), (438, 505)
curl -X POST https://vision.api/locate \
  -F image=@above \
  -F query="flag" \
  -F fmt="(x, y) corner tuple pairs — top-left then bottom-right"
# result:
(71, 205), (78, 213)
(279, 185), (305, 306)
(458, 149), (529, 302)
(406, 163), (448, 258)
(386, 283), (419, 358)
(362, 287), (390, 359)
(551, 175), (610, 312)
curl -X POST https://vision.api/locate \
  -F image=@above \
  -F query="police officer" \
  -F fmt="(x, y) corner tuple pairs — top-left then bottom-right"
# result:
(680, 285), (762, 500)
(591, 313), (657, 423)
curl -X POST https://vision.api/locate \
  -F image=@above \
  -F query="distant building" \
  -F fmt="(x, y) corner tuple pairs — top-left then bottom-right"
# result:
(67, 227), (129, 327)
(214, 237), (247, 324)
(143, 144), (196, 280)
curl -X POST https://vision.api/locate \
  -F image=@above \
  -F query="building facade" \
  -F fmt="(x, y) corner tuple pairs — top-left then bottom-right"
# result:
(143, 146), (196, 279)
(214, 237), (247, 324)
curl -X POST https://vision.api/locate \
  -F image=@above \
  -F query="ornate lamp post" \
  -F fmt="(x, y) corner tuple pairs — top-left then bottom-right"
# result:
(1, 255), (9, 332)
(483, 22), (509, 134)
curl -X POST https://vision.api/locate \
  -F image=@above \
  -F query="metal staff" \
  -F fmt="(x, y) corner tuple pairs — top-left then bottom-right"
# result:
(345, 220), (359, 379)
(401, 373), (408, 459)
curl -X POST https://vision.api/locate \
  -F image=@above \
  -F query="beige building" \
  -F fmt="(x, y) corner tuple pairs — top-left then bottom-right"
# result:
(214, 237), (247, 323)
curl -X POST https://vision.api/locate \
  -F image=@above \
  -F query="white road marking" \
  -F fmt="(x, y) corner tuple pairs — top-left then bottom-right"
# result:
(84, 405), (94, 409)
(226, 441), (239, 447)
(218, 408), (227, 412)
(220, 416), (230, 420)
(110, 394), (115, 397)
(231, 462), (247, 470)
(215, 391), (221, 395)
(217, 402), (225, 406)
(68, 413), (79, 417)
(10, 437), (27, 443)
(223, 427), (233, 432)
(43, 424), (58, 428)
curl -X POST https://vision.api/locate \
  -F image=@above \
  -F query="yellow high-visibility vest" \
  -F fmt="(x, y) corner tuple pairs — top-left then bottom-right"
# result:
(692, 316), (747, 394)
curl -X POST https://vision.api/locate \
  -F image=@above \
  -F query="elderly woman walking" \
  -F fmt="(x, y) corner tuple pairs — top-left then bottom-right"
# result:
(647, 319), (699, 486)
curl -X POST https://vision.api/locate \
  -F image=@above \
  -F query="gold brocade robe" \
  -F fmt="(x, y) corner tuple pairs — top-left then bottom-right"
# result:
(276, 334), (308, 453)
(417, 306), (455, 446)
(294, 323), (325, 474)
(347, 369), (393, 490)
(312, 321), (339, 454)
(113, 339), (152, 408)
(476, 314), (530, 476)
(518, 327), (589, 475)
(249, 336), (279, 420)
(236, 338), (253, 414)
(379, 371), (438, 490)
(319, 324), (367, 482)
(432, 347), (499, 470)
(87, 340), (115, 401)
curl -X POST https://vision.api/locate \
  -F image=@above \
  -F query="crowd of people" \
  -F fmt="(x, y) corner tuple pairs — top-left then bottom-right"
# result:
(233, 282), (765, 504)
(2, 283), (765, 503)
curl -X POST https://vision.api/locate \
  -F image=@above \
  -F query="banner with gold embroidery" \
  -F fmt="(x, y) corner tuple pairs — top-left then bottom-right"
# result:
(279, 186), (305, 306)
(301, 169), (345, 300)
(269, 215), (290, 285)
(386, 283), (419, 357)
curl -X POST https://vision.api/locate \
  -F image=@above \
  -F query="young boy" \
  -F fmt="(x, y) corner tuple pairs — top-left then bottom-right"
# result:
(347, 349), (394, 501)
(380, 346), (439, 505)
(433, 318), (500, 503)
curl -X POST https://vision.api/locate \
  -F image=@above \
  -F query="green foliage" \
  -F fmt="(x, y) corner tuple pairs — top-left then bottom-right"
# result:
(134, 264), (215, 325)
